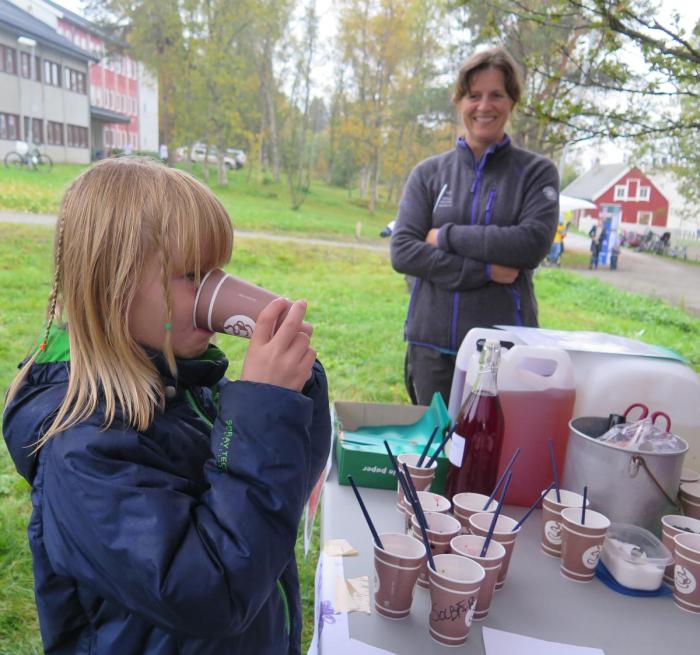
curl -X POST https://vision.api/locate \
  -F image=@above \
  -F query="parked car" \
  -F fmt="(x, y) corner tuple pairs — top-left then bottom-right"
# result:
(184, 143), (245, 170)
(226, 148), (247, 169)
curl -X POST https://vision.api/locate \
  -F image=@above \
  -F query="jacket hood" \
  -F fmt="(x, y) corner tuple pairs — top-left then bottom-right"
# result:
(2, 325), (229, 484)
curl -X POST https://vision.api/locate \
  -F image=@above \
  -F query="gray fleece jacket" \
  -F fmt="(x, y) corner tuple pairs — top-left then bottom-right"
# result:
(390, 136), (559, 353)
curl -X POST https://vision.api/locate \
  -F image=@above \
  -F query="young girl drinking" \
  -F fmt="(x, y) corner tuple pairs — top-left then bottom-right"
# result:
(2, 157), (331, 654)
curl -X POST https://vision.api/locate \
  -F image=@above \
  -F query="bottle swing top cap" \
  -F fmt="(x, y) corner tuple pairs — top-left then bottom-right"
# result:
(480, 339), (502, 369)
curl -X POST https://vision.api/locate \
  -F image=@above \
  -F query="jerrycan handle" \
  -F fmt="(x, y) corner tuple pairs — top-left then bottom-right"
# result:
(499, 346), (575, 389)
(455, 327), (521, 369)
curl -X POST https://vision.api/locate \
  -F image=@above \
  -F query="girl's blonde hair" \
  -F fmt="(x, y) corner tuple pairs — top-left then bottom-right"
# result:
(7, 157), (233, 449)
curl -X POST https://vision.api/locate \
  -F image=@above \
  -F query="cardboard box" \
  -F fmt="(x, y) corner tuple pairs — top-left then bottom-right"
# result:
(333, 397), (450, 492)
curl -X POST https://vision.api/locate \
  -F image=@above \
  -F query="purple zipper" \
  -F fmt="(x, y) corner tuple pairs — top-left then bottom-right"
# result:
(485, 187), (497, 225)
(509, 288), (524, 326)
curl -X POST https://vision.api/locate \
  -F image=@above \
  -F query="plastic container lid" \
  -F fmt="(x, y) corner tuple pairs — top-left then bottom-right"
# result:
(600, 523), (672, 591)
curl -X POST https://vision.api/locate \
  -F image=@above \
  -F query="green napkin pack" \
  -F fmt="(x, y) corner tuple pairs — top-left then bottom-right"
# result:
(333, 393), (451, 492)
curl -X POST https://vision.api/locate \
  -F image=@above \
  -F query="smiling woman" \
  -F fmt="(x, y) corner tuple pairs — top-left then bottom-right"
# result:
(390, 47), (560, 407)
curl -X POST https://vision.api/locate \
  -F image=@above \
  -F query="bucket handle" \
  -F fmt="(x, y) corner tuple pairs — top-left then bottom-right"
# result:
(630, 455), (682, 510)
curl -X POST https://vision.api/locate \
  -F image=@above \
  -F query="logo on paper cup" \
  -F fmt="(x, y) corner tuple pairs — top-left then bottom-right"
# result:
(545, 520), (562, 545)
(582, 544), (602, 570)
(675, 565), (697, 594)
(465, 596), (477, 628)
(224, 315), (255, 338)
(374, 570), (380, 594)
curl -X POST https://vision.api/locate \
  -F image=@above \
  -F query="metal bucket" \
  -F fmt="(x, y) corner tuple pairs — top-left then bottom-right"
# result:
(562, 417), (688, 535)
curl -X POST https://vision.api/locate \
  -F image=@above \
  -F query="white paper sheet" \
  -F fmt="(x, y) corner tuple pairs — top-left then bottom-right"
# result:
(483, 627), (606, 655)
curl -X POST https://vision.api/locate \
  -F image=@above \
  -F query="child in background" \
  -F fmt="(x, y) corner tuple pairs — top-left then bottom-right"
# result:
(547, 216), (569, 266)
(2, 158), (331, 655)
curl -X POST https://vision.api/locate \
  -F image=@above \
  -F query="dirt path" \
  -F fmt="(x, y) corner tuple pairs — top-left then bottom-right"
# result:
(3, 211), (699, 316)
(0, 210), (390, 253)
(565, 233), (700, 317)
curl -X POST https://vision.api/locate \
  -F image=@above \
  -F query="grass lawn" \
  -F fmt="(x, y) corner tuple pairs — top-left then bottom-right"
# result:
(0, 162), (395, 242)
(2, 217), (700, 651)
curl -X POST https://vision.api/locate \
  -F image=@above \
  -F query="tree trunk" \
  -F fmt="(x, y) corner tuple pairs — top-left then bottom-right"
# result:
(217, 148), (228, 186)
(202, 141), (210, 185)
(262, 38), (281, 182)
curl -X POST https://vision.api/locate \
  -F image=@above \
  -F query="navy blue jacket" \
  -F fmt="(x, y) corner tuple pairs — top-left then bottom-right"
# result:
(2, 329), (331, 654)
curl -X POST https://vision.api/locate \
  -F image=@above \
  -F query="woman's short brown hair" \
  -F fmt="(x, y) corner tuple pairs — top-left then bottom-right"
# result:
(452, 47), (523, 105)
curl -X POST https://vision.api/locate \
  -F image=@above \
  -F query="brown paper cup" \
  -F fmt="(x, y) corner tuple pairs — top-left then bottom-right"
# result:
(661, 515), (700, 586)
(411, 512), (462, 589)
(373, 533), (426, 620)
(680, 487), (700, 520)
(193, 268), (287, 338)
(450, 534), (505, 620)
(681, 469), (700, 483)
(541, 489), (590, 558)
(468, 512), (520, 590)
(560, 508), (610, 583)
(396, 453), (437, 515)
(428, 553), (485, 647)
(673, 532), (700, 614)
(452, 492), (499, 535)
(402, 491), (451, 533)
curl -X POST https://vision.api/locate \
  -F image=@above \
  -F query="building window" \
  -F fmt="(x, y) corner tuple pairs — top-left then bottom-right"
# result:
(47, 121), (64, 145)
(1, 45), (18, 75)
(637, 211), (652, 225)
(20, 52), (30, 78)
(65, 67), (87, 94)
(20, 53), (41, 81)
(638, 186), (650, 201)
(23, 117), (44, 144)
(44, 60), (62, 87)
(614, 185), (626, 201)
(0, 113), (21, 140)
(66, 124), (88, 148)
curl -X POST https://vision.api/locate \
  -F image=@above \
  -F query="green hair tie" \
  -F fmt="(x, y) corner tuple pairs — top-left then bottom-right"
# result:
(164, 322), (173, 330)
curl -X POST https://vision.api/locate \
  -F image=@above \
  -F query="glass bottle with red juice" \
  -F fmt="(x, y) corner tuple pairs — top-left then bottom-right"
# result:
(444, 340), (505, 501)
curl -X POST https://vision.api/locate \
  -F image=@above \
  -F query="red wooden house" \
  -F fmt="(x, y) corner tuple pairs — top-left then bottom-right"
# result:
(562, 163), (669, 230)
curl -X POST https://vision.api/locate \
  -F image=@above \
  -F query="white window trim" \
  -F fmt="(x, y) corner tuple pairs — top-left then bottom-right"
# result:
(638, 185), (650, 200)
(637, 210), (653, 225)
(614, 184), (626, 201)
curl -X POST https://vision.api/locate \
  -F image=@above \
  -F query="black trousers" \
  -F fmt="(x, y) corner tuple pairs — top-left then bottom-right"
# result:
(404, 344), (456, 407)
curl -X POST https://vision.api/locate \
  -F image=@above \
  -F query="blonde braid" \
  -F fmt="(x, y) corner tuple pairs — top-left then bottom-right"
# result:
(5, 212), (67, 406)
(39, 212), (67, 349)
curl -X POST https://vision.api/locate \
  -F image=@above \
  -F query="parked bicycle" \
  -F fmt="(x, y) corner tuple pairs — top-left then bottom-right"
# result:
(4, 142), (53, 172)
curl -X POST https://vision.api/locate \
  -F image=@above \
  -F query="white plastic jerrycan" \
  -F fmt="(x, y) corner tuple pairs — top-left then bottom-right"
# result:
(497, 347), (575, 506)
(449, 332), (575, 507)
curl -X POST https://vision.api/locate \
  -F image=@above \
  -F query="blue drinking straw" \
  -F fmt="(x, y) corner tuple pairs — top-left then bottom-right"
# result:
(402, 463), (437, 571)
(511, 481), (556, 532)
(347, 475), (384, 549)
(482, 447), (521, 510)
(582, 486), (588, 525)
(384, 440), (417, 511)
(481, 471), (513, 557)
(417, 426), (439, 467)
(425, 426), (454, 468)
(548, 439), (561, 502)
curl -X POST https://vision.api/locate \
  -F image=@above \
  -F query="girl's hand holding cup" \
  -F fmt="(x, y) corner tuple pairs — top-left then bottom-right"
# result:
(241, 298), (316, 392)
